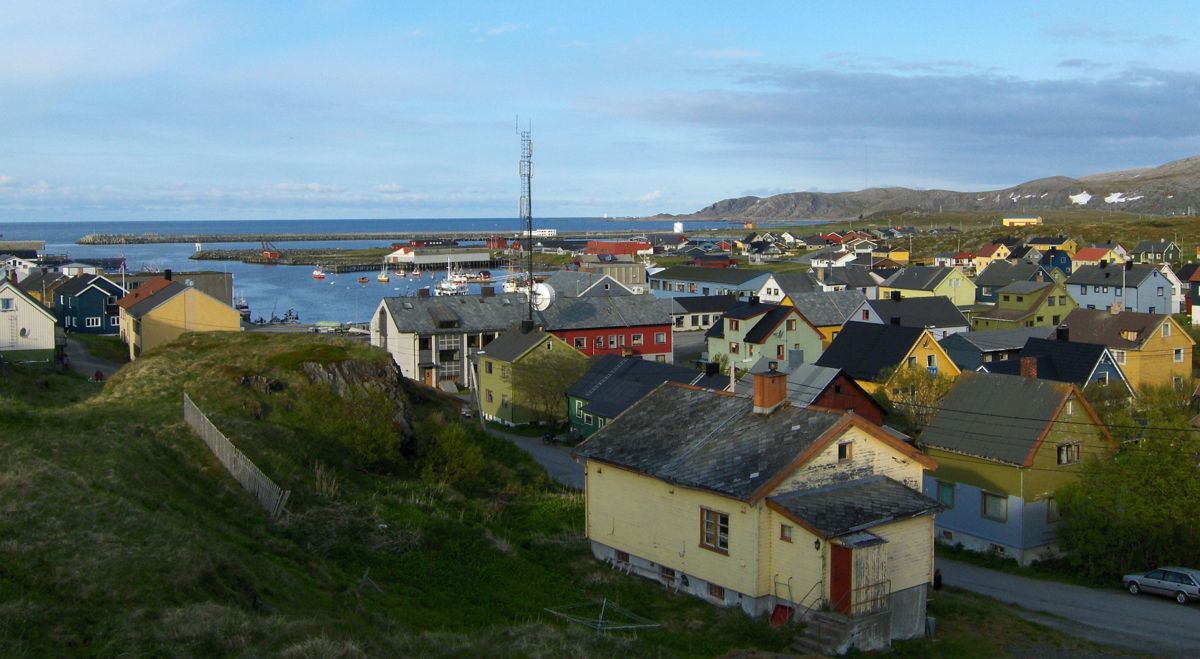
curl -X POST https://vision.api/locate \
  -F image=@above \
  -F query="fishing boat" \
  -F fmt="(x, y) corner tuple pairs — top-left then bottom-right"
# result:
(409, 267), (421, 277)
(377, 265), (390, 283)
(357, 276), (369, 284)
(312, 266), (326, 280)
(434, 279), (469, 296)
(235, 298), (251, 322)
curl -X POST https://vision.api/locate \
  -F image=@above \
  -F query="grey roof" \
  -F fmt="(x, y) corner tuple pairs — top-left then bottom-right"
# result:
(543, 270), (630, 297)
(669, 295), (741, 314)
(769, 475), (940, 537)
(125, 281), (189, 318)
(882, 266), (954, 291)
(1059, 308), (1170, 349)
(479, 326), (551, 362)
(381, 292), (670, 335)
(651, 265), (769, 286)
(823, 265), (882, 288)
(866, 296), (968, 329)
(773, 272), (821, 296)
(789, 289), (868, 326)
(982, 338), (1115, 389)
(1065, 263), (1159, 287)
(567, 354), (724, 418)
(815, 322), (927, 382)
(919, 371), (1072, 466)
(940, 326), (1054, 353)
(55, 274), (124, 298)
(16, 270), (65, 294)
(574, 383), (849, 500)
(733, 359), (841, 407)
(1007, 245), (1041, 260)
(997, 280), (1052, 295)
(974, 261), (1048, 288)
(1132, 240), (1176, 254)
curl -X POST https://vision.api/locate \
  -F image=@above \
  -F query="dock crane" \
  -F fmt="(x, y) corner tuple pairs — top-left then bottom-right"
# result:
(261, 240), (281, 262)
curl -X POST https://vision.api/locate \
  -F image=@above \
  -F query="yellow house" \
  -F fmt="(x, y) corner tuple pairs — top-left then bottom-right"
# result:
(815, 321), (961, 394)
(1070, 246), (1124, 268)
(1060, 308), (1194, 392)
(877, 266), (976, 307)
(574, 369), (939, 654)
(121, 279), (242, 359)
(973, 242), (1011, 271)
(1001, 214), (1042, 227)
(1025, 236), (1078, 256)
(871, 246), (910, 264)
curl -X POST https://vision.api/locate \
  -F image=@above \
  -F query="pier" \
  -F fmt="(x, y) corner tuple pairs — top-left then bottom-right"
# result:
(77, 226), (723, 246)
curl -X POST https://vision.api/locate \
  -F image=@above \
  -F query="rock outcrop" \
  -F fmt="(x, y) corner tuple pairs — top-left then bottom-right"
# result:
(301, 358), (415, 441)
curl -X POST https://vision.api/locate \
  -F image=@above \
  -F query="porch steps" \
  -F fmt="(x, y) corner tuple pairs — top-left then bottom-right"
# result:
(792, 610), (853, 656)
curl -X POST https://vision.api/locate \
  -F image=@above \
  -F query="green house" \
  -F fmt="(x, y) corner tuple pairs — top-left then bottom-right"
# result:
(705, 299), (824, 368)
(971, 280), (1077, 331)
(478, 324), (588, 426)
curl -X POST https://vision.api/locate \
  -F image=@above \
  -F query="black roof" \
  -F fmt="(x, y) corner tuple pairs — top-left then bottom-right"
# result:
(480, 326), (553, 362)
(651, 265), (769, 286)
(1065, 263), (1159, 287)
(982, 338), (1110, 387)
(974, 261), (1048, 288)
(882, 266), (953, 291)
(567, 354), (724, 418)
(815, 322), (927, 382)
(919, 371), (1074, 466)
(744, 306), (799, 344)
(574, 383), (848, 500)
(55, 274), (124, 298)
(670, 294), (741, 314)
(769, 475), (940, 537)
(866, 297), (968, 329)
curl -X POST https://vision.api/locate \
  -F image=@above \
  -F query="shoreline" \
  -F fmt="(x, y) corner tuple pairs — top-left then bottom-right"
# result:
(76, 226), (737, 246)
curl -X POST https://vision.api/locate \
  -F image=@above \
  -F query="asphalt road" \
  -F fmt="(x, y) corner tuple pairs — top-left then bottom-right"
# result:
(483, 426), (584, 490)
(939, 558), (1200, 655)
(63, 338), (122, 380)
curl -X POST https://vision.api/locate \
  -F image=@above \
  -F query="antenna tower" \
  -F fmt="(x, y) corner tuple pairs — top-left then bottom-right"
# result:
(518, 123), (534, 322)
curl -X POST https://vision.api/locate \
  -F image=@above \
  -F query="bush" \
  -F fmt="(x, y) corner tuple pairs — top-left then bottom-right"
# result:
(421, 423), (486, 488)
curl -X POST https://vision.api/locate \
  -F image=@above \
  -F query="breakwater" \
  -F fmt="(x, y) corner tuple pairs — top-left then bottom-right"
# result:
(78, 228), (703, 245)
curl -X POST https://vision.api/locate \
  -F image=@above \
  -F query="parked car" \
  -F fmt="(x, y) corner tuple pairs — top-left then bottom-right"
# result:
(460, 403), (473, 419)
(1123, 567), (1200, 604)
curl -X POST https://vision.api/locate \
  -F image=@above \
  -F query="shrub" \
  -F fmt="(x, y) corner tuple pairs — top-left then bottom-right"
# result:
(421, 424), (486, 488)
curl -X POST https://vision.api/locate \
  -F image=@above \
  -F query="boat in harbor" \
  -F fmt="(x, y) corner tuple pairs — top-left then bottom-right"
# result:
(377, 265), (390, 283)
(357, 276), (369, 284)
(235, 298), (251, 322)
(312, 266), (326, 280)
(434, 279), (469, 296)
(410, 267), (421, 277)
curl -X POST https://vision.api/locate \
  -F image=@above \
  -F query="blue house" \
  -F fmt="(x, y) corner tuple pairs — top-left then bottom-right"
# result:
(1038, 248), (1071, 277)
(973, 261), (1052, 304)
(648, 265), (771, 300)
(55, 274), (125, 335)
(1065, 263), (1172, 314)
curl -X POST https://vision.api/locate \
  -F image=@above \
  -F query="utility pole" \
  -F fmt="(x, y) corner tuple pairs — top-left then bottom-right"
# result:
(518, 122), (534, 323)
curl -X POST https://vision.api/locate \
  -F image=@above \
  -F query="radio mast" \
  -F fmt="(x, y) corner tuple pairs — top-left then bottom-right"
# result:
(518, 123), (534, 323)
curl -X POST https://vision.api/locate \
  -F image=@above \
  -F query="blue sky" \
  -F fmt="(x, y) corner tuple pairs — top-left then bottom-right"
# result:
(1, 1), (1197, 221)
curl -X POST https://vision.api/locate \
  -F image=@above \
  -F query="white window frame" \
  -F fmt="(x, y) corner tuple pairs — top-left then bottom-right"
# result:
(85, 316), (102, 328)
(1174, 348), (1185, 363)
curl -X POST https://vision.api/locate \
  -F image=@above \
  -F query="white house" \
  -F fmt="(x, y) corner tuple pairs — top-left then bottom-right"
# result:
(0, 280), (58, 364)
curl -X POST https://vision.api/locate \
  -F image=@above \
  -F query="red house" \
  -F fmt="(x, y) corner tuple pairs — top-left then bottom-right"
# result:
(543, 295), (673, 362)
(736, 361), (886, 427)
(586, 240), (652, 257)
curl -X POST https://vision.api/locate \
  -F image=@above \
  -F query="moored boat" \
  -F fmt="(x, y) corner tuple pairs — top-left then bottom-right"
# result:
(312, 266), (326, 280)
(377, 265), (390, 283)
(357, 276), (369, 284)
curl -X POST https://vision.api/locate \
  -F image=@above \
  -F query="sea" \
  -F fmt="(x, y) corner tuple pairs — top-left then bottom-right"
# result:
(0, 217), (774, 324)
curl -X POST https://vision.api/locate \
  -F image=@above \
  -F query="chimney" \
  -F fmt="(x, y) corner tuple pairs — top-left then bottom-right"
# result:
(1109, 301), (1123, 315)
(1099, 260), (1107, 269)
(1056, 324), (1069, 342)
(1020, 356), (1038, 379)
(748, 294), (760, 305)
(164, 269), (173, 281)
(890, 290), (901, 301)
(520, 319), (535, 334)
(1126, 261), (1134, 271)
(753, 360), (788, 415)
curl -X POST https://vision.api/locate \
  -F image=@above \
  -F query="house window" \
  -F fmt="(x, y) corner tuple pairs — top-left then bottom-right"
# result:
(1101, 287), (1108, 294)
(1175, 348), (1185, 363)
(707, 582), (726, 601)
(780, 524), (793, 542)
(786, 319), (797, 331)
(1058, 296), (1066, 305)
(1157, 286), (1165, 296)
(608, 335), (618, 348)
(500, 394), (509, 407)
(655, 332), (666, 344)
(729, 342), (740, 355)
(837, 441), (853, 462)
(85, 317), (101, 328)
(1002, 295), (1010, 302)
(1057, 443), (1081, 465)
(632, 333), (644, 346)
(1093, 286), (1100, 293)
(0, 298), (11, 311)
(1115, 288), (1122, 297)
(861, 309), (869, 320)
(906, 356), (916, 368)
(1098, 371), (1109, 384)
(936, 481), (955, 509)
(615, 550), (630, 564)
(574, 399), (584, 416)
(1036, 316), (1044, 323)
(981, 492), (1008, 522)
(486, 361), (493, 374)
(1113, 350), (1126, 365)
(1046, 497), (1060, 523)
(1048, 296), (1055, 307)
(729, 319), (740, 331)
(1164, 323), (1172, 338)
(675, 283), (685, 292)
(574, 337), (586, 349)
(1052, 315), (1060, 325)
(111, 316), (119, 326)
(594, 336), (604, 348)
(659, 566), (676, 582)
(700, 507), (729, 553)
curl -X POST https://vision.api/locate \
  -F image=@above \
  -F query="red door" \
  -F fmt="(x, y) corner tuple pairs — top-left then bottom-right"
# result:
(830, 544), (852, 614)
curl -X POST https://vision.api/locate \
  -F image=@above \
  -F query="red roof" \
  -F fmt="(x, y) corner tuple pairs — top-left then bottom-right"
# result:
(117, 277), (172, 310)
(977, 243), (1004, 257)
(953, 251), (975, 260)
(1073, 247), (1114, 261)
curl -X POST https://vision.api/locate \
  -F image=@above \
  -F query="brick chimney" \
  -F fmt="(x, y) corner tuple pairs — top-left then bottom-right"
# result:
(753, 360), (788, 415)
(1020, 356), (1038, 379)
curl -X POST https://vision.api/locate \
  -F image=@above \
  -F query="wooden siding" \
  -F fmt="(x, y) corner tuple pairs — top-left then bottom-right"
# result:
(768, 425), (925, 495)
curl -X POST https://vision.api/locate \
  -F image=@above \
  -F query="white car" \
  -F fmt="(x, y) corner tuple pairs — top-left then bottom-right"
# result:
(1124, 567), (1200, 604)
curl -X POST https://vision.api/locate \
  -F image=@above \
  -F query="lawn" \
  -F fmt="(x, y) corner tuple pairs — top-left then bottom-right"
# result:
(70, 332), (131, 363)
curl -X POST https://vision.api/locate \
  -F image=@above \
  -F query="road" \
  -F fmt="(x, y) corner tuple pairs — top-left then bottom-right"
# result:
(63, 338), (122, 380)
(483, 426), (584, 490)
(939, 558), (1200, 655)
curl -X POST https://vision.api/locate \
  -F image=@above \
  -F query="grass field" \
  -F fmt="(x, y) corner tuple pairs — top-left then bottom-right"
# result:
(0, 333), (1133, 656)
(69, 333), (131, 363)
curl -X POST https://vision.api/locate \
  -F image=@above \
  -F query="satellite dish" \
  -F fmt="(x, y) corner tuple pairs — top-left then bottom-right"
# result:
(530, 283), (555, 311)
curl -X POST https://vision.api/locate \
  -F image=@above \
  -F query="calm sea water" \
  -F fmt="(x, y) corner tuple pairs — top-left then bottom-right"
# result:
(0, 217), (778, 324)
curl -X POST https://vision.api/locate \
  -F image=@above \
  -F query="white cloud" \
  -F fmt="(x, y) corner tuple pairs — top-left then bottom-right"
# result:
(0, 174), (13, 186)
(639, 190), (663, 205)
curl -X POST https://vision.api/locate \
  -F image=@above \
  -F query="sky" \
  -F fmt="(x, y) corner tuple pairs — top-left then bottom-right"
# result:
(1, 0), (1198, 221)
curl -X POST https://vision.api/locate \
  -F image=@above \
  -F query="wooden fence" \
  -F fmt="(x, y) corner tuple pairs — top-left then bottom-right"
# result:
(183, 392), (290, 520)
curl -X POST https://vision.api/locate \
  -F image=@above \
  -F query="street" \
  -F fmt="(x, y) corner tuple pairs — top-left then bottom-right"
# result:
(482, 425), (585, 490)
(940, 558), (1200, 655)
(63, 338), (122, 380)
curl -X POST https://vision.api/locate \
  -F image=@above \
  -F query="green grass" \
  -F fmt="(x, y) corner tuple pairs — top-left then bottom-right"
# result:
(70, 333), (131, 364)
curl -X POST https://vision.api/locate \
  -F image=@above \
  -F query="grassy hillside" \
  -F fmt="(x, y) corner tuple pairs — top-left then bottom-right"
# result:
(0, 333), (792, 657)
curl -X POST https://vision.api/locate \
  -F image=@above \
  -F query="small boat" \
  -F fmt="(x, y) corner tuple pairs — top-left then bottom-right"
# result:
(235, 298), (251, 322)
(434, 279), (469, 296)
(358, 276), (369, 284)
(410, 267), (421, 277)
(377, 265), (390, 283)
(312, 267), (326, 280)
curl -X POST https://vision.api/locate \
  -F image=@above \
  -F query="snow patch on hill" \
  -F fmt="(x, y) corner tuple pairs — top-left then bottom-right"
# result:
(1069, 191), (1093, 205)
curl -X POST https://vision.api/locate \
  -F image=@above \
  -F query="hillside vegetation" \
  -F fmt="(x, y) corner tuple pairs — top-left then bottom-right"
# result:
(0, 333), (792, 657)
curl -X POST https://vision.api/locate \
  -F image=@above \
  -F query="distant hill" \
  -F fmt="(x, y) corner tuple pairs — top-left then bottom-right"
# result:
(670, 156), (1200, 220)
